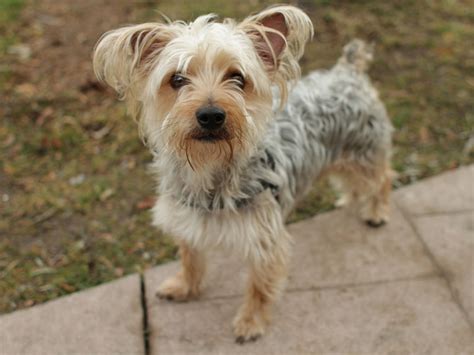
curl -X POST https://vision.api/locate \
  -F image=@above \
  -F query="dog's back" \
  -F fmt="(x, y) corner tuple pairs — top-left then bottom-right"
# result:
(263, 39), (393, 215)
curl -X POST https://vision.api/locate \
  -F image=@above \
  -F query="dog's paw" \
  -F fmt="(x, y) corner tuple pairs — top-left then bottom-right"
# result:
(365, 218), (387, 228)
(156, 274), (196, 302)
(233, 313), (265, 344)
(360, 202), (389, 228)
(363, 210), (389, 228)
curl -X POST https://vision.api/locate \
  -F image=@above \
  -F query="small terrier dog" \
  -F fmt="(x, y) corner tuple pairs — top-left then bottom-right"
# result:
(94, 5), (392, 343)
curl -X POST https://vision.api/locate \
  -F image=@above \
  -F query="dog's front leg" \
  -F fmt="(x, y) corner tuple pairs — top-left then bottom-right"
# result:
(233, 231), (291, 343)
(156, 241), (206, 301)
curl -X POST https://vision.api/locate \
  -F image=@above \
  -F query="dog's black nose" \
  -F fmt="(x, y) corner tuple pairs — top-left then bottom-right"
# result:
(196, 106), (226, 130)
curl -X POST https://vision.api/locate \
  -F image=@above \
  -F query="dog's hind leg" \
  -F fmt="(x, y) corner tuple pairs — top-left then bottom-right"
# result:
(156, 241), (206, 301)
(329, 158), (392, 227)
(329, 173), (358, 208)
(358, 162), (392, 227)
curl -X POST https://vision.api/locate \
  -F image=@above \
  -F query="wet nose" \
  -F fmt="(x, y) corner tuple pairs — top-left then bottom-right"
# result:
(196, 106), (226, 130)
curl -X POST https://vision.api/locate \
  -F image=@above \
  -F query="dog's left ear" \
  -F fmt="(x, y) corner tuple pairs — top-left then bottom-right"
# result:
(93, 23), (174, 98)
(240, 5), (313, 74)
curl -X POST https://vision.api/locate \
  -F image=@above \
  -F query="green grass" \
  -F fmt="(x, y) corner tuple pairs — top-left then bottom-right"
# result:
(0, 0), (24, 52)
(0, 0), (25, 85)
(0, 0), (23, 23)
(1, 0), (473, 314)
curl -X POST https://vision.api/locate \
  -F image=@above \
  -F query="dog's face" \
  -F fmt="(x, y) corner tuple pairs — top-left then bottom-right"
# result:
(94, 6), (312, 171)
(142, 18), (276, 170)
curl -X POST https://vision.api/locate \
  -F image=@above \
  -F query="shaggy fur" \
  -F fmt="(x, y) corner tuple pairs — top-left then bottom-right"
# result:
(93, 5), (392, 343)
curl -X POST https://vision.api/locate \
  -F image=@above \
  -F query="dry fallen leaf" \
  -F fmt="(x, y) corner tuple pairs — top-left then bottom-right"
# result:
(23, 300), (35, 307)
(2, 134), (15, 147)
(99, 188), (115, 201)
(15, 83), (37, 98)
(60, 283), (75, 292)
(8, 44), (31, 61)
(36, 107), (54, 127)
(136, 196), (156, 210)
(418, 126), (431, 144)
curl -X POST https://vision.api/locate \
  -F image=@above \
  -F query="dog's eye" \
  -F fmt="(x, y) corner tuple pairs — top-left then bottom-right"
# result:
(229, 72), (245, 89)
(170, 74), (189, 90)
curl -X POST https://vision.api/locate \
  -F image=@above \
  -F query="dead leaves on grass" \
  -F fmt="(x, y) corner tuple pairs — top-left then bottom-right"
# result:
(136, 196), (156, 210)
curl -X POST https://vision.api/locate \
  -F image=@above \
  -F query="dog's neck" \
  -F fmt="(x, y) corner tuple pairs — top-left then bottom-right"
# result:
(153, 143), (279, 211)
(154, 151), (246, 207)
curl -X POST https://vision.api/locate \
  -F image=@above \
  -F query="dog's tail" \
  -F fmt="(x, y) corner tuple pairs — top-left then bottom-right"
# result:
(337, 39), (374, 73)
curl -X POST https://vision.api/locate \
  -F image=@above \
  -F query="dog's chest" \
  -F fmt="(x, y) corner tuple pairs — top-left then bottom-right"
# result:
(152, 189), (283, 256)
(157, 150), (281, 212)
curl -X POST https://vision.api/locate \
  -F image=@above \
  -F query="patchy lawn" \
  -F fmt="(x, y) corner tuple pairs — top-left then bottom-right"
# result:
(1, 0), (473, 314)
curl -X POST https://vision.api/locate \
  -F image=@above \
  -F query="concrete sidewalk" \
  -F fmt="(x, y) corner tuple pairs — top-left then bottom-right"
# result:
(1, 166), (473, 354)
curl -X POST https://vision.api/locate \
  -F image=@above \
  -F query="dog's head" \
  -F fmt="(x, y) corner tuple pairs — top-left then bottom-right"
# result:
(93, 5), (313, 171)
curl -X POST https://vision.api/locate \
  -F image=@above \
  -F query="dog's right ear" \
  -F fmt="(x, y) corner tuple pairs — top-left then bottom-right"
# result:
(93, 23), (173, 97)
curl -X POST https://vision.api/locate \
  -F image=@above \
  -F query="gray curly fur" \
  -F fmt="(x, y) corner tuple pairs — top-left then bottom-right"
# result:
(170, 39), (393, 215)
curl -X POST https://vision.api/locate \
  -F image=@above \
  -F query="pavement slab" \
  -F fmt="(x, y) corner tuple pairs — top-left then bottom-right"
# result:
(145, 204), (436, 300)
(413, 212), (474, 323)
(0, 274), (144, 355)
(395, 165), (474, 215)
(147, 277), (473, 354)
(287, 204), (436, 290)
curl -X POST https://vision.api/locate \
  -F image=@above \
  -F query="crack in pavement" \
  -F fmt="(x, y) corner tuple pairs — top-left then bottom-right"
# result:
(140, 274), (150, 355)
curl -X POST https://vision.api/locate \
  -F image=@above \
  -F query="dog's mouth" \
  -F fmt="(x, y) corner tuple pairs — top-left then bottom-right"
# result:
(191, 129), (229, 143)
(183, 128), (236, 168)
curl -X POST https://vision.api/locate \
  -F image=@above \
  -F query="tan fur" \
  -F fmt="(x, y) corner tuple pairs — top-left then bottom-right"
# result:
(156, 241), (205, 301)
(153, 190), (292, 341)
(328, 158), (392, 224)
(93, 6), (313, 171)
(233, 233), (290, 341)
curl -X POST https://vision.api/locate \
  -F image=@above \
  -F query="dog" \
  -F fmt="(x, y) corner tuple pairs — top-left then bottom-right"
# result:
(93, 5), (393, 343)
